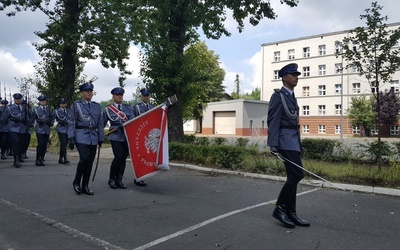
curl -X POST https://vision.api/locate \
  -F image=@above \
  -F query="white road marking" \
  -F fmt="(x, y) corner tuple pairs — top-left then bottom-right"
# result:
(1, 188), (319, 250)
(133, 188), (320, 250)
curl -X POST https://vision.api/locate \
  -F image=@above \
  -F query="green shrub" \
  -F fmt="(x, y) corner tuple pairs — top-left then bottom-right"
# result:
(212, 137), (227, 145)
(208, 145), (244, 169)
(302, 138), (336, 160)
(184, 134), (196, 144)
(195, 137), (210, 146)
(236, 138), (250, 148)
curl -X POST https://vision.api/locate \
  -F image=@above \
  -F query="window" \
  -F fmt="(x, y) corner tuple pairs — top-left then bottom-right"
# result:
(352, 83), (361, 94)
(335, 63), (343, 74)
(318, 105), (326, 115)
(352, 64), (360, 73)
(335, 42), (343, 54)
(303, 47), (310, 57)
(318, 125), (326, 134)
(318, 85), (326, 96)
(288, 49), (295, 60)
(318, 65), (326, 75)
(274, 70), (280, 80)
(352, 126), (361, 134)
(391, 80), (399, 92)
(302, 105), (310, 116)
(302, 86), (310, 97)
(302, 125), (310, 133)
(335, 84), (342, 94)
(371, 127), (379, 135)
(390, 125), (399, 135)
(274, 51), (280, 62)
(318, 45), (326, 55)
(303, 66), (310, 77)
(335, 125), (341, 135)
(335, 104), (342, 115)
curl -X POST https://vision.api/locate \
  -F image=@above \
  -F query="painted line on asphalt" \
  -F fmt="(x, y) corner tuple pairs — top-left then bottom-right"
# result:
(0, 198), (126, 250)
(133, 188), (320, 250)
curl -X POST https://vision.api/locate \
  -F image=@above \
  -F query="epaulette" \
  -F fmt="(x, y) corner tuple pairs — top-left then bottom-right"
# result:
(274, 88), (281, 93)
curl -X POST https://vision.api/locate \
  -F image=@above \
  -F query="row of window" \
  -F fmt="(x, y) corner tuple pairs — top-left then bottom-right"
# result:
(273, 63), (362, 79)
(273, 42), (351, 61)
(301, 125), (400, 135)
(301, 105), (342, 116)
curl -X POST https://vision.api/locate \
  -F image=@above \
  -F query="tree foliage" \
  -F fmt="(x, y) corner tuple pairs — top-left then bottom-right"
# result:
(1, 0), (133, 108)
(347, 95), (376, 135)
(181, 41), (225, 132)
(373, 89), (400, 128)
(130, 0), (299, 141)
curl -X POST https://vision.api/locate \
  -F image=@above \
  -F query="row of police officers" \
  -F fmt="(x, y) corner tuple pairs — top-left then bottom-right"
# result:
(0, 83), (154, 195)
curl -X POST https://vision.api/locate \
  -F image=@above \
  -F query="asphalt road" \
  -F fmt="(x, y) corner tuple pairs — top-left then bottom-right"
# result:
(1, 149), (399, 250)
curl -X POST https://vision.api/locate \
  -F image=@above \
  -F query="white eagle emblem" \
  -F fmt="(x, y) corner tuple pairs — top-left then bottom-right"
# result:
(145, 128), (161, 153)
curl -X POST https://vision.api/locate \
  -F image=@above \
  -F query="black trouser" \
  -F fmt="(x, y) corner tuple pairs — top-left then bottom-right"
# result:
(276, 150), (304, 211)
(36, 133), (49, 160)
(58, 132), (68, 160)
(0, 131), (9, 155)
(110, 140), (129, 179)
(74, 143), (97, 187)
(9, 132), (24, 162)
(23, 133), (31, 155)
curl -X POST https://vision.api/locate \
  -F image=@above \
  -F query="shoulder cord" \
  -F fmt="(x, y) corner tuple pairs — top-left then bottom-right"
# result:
(55, 108), (67, 121)
(279, 93), (298, 120)
(136, 104), (141, 115)
(35, 108), (46, 121)
(8, 106), (21, 118)
(75, 101), (90, 122)
(105, 105), (118, 122)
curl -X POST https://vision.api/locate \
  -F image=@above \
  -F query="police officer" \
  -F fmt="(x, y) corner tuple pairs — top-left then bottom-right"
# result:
(55, 98), (70, 164)
(68, 82), (104, 195)
(103, 87), (135, 189)
(132, 88), (155, 186)
(3, 93), (28, 167)
(21, 99), (33, 160)
(30, 95), (54, 166)
(0, 99), (9, 159)
(134, 88), (155, 116)
(267, 63), (310, 228)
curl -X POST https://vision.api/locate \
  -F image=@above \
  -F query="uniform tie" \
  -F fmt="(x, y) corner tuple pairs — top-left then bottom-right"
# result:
(118, 104), (121, 111)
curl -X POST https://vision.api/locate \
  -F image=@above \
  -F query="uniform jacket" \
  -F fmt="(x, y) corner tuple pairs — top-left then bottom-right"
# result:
(4, 103), (30, 133)
(267, 87), (302, 152)
(0, 106), (8, 132)
(30, 106), (55, 134)
(67, 100), (105, 145)
(134, 102), (154, 116)
(54, 107), (69, 134)
(103, 103), (135, 142)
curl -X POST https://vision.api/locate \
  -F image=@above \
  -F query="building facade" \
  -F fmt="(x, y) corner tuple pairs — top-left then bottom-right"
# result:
(261, 23), (400, 137)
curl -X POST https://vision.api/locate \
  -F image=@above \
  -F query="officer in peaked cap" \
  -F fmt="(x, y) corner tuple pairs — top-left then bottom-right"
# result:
(0, 99), (9, 160)
(278, 63), (301, 78)
(79, 82), (94, 92)
(30, 94), (54, 166)
(54, 98), (69, 164)
(103, 87), (135, 189)
(13, 93), (23, 100)
(267, 62), (310, 228)
(3, 93), (27, 167)
(68, 82), (104, 195)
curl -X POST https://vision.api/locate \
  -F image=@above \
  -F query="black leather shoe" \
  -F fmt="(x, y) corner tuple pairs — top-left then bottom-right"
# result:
(82, 186), (94, 195)
(14, 161), (22, 168)
(116, 179), (127, 189)
(272, 205), (295, 228)
(35, 160), (42, 166)
(134, 179), (147, 187)
(40, 160), (45, 166)
(23, 154), (28, 159)
(19, 157), (24, 162)
(108, 179), (118, 189)
(73, 182), (81, 194)
(288, 211), (310, 227)
(64, 159), (70, 164)
(59, 159), (65, 164)
(1, 154), (7, 159)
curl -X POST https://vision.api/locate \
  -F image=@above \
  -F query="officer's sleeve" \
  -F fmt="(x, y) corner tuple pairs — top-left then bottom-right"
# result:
(267, 93), (283, 148)
(98, 105), (105, 142)
(67, 103), (76, 139)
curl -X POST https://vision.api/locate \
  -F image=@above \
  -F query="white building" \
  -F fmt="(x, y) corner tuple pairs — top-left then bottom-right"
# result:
(261, 22), (400, 137)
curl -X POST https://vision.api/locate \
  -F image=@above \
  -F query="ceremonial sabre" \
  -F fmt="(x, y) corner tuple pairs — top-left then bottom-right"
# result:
(92, 145), (101, 182)
(271, 151), (346, 191)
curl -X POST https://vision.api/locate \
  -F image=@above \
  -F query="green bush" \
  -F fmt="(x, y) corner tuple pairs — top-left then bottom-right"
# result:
(195, 137), (210, 146)
(212, 137), (227, 145)
(302, 138), (336, 160)
(235, 138), (250, 148)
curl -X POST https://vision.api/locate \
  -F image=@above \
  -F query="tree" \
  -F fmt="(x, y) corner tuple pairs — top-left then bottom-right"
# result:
(347, 96), (376, 136)
(130, 0), (300, 142)
(181, 41), (225, 133)
(340, 1), (400, 162)
(236, 87), (261, 100)
(373, 89), (400, 131)
(1, 0), (133, 107)
(231, 74), (241, 99)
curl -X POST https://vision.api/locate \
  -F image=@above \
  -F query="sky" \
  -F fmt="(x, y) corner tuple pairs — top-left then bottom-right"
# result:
(1, 0), (400, 103)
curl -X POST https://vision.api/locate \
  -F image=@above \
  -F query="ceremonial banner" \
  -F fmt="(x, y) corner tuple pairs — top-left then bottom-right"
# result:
(124, 104), (169, 181)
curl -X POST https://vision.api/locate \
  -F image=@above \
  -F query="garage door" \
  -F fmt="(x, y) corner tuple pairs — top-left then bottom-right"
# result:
(214, 111), (236, 135)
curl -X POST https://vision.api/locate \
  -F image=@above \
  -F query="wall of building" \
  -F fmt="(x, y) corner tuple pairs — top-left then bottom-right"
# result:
(261, 23), (400, 137)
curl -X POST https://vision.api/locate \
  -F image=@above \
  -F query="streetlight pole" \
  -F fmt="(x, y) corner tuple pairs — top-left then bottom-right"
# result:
(336, 41), (344, 140)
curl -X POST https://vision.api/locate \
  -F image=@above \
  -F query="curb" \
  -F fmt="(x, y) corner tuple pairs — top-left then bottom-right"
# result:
(170, 162), (400, 197)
